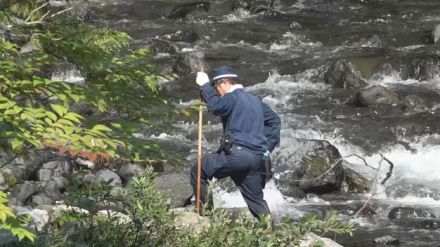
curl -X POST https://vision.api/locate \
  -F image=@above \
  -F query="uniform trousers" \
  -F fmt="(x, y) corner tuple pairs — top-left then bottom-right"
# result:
(190, 145), (270, 218)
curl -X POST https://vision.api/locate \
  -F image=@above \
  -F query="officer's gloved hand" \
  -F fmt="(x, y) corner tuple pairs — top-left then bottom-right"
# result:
(196, 72), (210, 86)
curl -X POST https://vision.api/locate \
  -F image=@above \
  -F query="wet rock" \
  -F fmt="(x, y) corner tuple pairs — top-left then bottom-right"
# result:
(163, 30), (199, 43)
(388, 206), (436, 220)
(172, 51), (209, 81)
(352, 35), (383, 48)
(348, 85), (400, 107)
(96, 169), (122, 187)
(273, 139), (344, 196)
(168, 1), (210, 20)
(147, 38), (178, 55)
(373, 235), (400, 245)
(342, 166), (370, 193)
(276, 184), (306, 199)
(231, 0), (274, 14)
(324, 60), (368, 88)
(401, 54), (440, 81)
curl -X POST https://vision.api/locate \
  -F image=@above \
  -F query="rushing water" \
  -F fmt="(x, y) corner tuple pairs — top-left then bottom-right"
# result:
(85, 0), (440, 245)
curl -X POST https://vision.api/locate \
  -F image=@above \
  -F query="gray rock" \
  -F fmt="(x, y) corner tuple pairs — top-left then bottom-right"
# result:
(273, 139), (344, 196)
(12, 181), (41, 205)
(348, 85), (401, 107)
(43, 180), (63, 201)
(172, 51), (209, 82)
(38, 168), (54, 181)
(96, 169), (122, 187)
(324, 60), (368, 88)
(342, 166), (370, 193)
(373, 235), (400, 245)
(154, 170), (193, 208)
(388, 206), (436, 220)
(402, 54), (440, 81)
(28, 208), (50, 231)
(167, 1), (210, 20)
(118, 164), (145, 184)
(32, 193), (54, 206)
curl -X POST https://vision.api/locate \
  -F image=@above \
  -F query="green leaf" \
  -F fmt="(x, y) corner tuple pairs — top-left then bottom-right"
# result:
(51, 104), (68, 117)
(92, 124), (112, 133)
(11, 138), (24, 151)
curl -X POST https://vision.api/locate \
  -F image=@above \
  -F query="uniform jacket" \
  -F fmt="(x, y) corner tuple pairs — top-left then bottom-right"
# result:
(200, 83), (281, 154)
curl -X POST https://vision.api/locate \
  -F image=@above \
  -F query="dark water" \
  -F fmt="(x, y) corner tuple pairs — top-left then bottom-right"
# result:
(86, 0), (440, 246)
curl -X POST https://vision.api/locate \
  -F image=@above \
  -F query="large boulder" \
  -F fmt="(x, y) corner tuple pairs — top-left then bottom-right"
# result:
(324, 60), (368, 88)
(348, 85), (401, 107)
(272, 139), (345, 197)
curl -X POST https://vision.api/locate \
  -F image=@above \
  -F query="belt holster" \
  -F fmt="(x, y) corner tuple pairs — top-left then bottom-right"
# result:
(218, 133), (233, 155)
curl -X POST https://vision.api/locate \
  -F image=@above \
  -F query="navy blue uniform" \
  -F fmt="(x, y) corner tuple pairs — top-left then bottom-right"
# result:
(191, 83), (281, 218)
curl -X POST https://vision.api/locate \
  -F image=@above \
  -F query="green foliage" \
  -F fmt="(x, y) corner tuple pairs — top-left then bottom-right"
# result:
(0, 0), (172, 161)
(36, 170), (353, 247)
(0, 191), (36, 242)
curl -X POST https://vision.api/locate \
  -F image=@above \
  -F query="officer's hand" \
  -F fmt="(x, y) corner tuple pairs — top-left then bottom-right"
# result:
(196, 72), (210, 86)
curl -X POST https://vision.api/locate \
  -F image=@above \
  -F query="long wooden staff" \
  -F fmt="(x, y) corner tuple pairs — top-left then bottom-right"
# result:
(196, 66), (205, 214)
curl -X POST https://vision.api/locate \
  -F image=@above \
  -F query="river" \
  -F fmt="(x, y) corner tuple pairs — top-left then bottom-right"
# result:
(86, 0), (440, 246)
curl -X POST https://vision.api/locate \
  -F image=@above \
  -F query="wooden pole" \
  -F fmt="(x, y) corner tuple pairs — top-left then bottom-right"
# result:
(196, 66), (205, 215)
(196, 97), (203, 214)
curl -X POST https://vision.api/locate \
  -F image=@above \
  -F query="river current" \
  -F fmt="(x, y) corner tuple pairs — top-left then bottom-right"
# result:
(85, 0), (440, 246)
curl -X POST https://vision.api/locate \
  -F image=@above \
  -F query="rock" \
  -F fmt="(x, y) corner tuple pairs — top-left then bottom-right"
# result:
(433, 24), (440, 43)
(96, 169), (122, 187)
(12, 181), (41, 205)
(32, 193), (54, 206)
(401, 54), (440, 81)
(388, 206), (436, 220)
(164, 30), (199, 43)
(75, 156), (95, 169)
(171, 207), (210, 233)
(348, 85), (401, 107)
(324, 60), (368, 88)
(118, 164), (145, 184)
(43, 180), (63, 201)
(373, 235), (400, 245)
(342, 166), (370, 193)
(352, 35), (383, 48)
(28, 208), (50, 231)
(167, 1), (210, 20)
(172, 51), (209, 82)
(273, 139), (344, 196)
(38, 160), (71, 181)
(154, 170), (193, 208)
(147, 38), (178, 55)
(299, 232), (343, 247)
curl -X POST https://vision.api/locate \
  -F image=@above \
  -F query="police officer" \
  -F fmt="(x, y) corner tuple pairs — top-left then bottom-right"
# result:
(190, 66), (281, 219)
